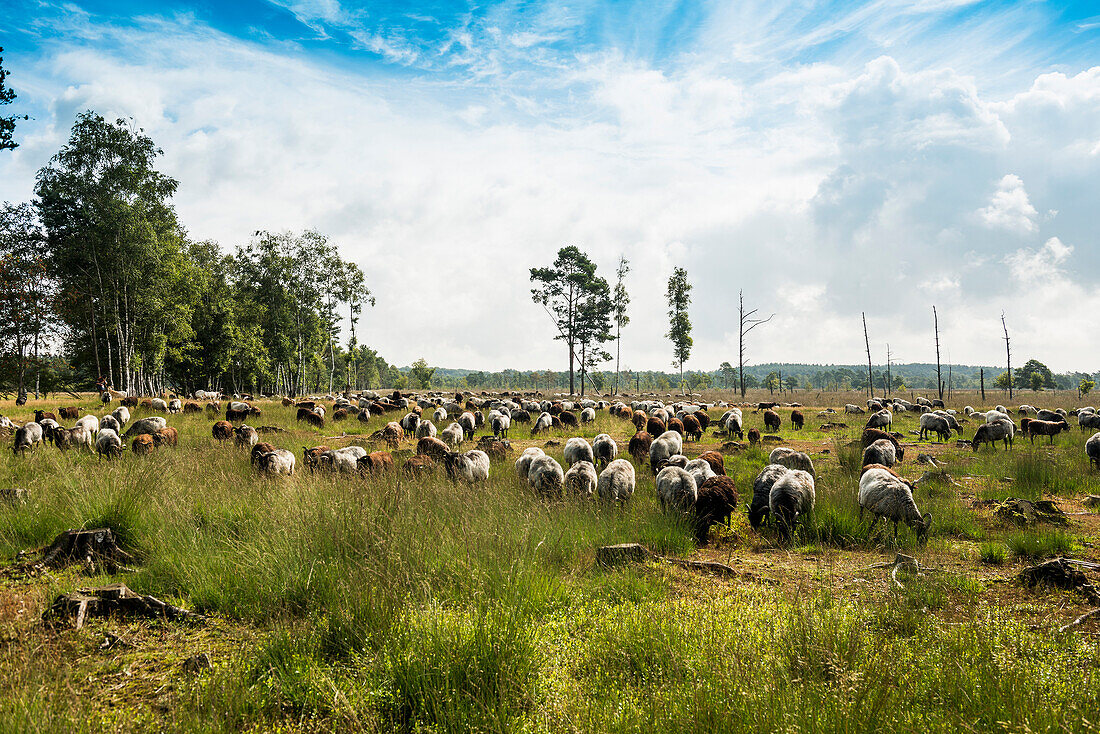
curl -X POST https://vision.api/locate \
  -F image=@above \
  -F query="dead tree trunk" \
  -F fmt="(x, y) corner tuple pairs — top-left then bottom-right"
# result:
(980, 368), (985, 402)
(36, 528), (134, 574)
(1002, 312), (1013, 400)
(933, 306), (943, 401)
(863, 312), (874, 400)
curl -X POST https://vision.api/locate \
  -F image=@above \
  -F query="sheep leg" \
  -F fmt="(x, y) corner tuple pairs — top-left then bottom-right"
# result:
(893, 520), (900, 543)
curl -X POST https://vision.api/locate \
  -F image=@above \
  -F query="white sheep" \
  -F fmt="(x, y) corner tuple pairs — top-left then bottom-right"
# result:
(769, 469), (815, 540)
(491, 412), (511, 439)
(564, 460), (598, 499)
(258, 448), (296, 475)
(531, 412), (553, 436)
(440, 423), (464, 449)
(124, 416), (167, 438)
(749, 464), (789, 528)
(515, 447), (545, 479)
(768, 447), (815, 476)
(448, 449), (490, 482)
(648, 430), (684, 472)
(865, 409), (892, 431)
(111, 406), (130, 427)
(1087, 432), (1100, 470)
(845, 404), (865, 414)
(592, 434), (618, 469)
(12, 422), (44, 455)
(458, 412), (477, 439)
(432, 407), (447, 423)
(563, 437), (595, 467)
(400, 412), (421, 436)
(100, 415), (121, 434)
(858, 466), (931, 542)
(151, 398), (168, 412)
(919, 413), (952, 442)
(95, 428), (124, 459)
(528, 455), (564, 497)
(684, 458), (716, 489)
(580, 407), (596, 424)
(168, 398), (182, 414)
(319, 447), (367, 474)
(862, 439), (899, 468)
(597, 459), (636, 504)
(656, 466), (697, 511)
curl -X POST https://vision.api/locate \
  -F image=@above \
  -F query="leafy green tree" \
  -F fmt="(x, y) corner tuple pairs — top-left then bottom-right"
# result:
(665, 267), (693, 388)
(1016, 359), (1055, 390)
(1080, 378), (1095, 397)
(530, 246), (612, 395)
(1029, 372), (1044, 392)
(765, 371), (780, 394)
(410, 358), (435, 389)
(995, 370), (1012, 391)
(1, 48), (28, 152)
(719, 362), (737, 389)
(0, 203), (54, 398)
(785, 375), (799, 391)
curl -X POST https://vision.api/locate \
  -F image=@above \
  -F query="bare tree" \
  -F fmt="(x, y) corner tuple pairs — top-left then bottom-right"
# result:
(737, 291), (774, 398)
(1001, 312), (1013, 400)
(933, 306), (944, 401)
(863, 312), (874, 400)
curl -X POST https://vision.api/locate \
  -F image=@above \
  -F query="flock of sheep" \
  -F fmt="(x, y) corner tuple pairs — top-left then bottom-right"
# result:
(6, 387), (1099, 546)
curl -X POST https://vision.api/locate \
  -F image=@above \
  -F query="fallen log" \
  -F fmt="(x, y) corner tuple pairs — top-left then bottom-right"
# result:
(43, 582), (203, 630)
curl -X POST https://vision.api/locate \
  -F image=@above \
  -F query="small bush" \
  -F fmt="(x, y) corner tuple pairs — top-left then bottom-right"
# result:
(979, 542), (1008, 565)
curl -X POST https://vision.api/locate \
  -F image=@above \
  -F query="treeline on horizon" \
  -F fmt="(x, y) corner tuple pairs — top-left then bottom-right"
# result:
(1, 112), (1096, 399)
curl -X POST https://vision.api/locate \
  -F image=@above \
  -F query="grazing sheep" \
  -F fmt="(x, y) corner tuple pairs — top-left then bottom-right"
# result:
(124, 416), (167, 438)
(564, 437), (595, 467)
(972, 418), (1015, 451)
(861, 428), (900, 452)
(694, 476), (738, 544)
(559, 410), (580, 429)
(403, 454), (435, 478)
(212, 420), (234, 441)
(1027, 419), (1067, 444)
(932, 410), (961, 434)
(257, 448), (296, 476)
(632, 411), (648, 432)
(698, 450), (726, 476)
(491, 413), (511, 439)
(100, 415), (120, 434)
(302, 445), (330, 472)
(357, 451), (396, 475)
(63, 425), (96, 452)
(416, 436), (450, 465)
(151, 398), (169, 412)
(646, 417), (666, 436)
(845, 404), (865, 414)
(440, 422), (464, 448)
(515, 447), (546, 479)
(432, 407), (447, 423)
(168, 398), (182, 414)
(693, 411), (711, 431)
(511, 409), (531, 424)
(74, 414), (99, 434)
(721, 409), (744, 439)
(747, 428), (761, 446)
(400, 412), (421, 437)
(763, 409), (781, 432)
(769, 469), (815, 540)
(564, 460), (598, 499)
(34, 410), (57, 423)
(592, 433), (618, 469)
(656, 466), (698, 511)
(1087, 432), (1100, 470)
(528, 455), (564, 497)
(58, 406), (80, 420)
(319, 446), (368, 474)
(596, 459), (636, 504)
(862, 439), (899, 468)
(580, 407), (596, 424)
(234, 425), (259, 449)
(681, 414), (703, 441)
(684, 458), (717, 489)
(667, 417), (685, 436)
(985, 410), (1012, 424)
(131, 433), (155, 456)
(649, 430), (684, 473)
(865, 409), (892, 431)
(184, 401), (203, 414)
(768, 447), (815, 476)
(95, 428), (124, 459)
(627, 431), (652, 465)
(919, 413), (952, 442)
(858, 465), (932, 542)
(791, 410), (804, 430)
(250, 442), (278, 465)
(225, 405), (249, 423)
(1079, 412), (1100, 431)
(153, 426), (178, 447)
(416, 421), (438, 439)
(531, 412), (553, 436)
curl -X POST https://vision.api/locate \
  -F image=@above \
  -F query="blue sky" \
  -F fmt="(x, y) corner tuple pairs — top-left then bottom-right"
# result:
(2, 1), (1099, 371)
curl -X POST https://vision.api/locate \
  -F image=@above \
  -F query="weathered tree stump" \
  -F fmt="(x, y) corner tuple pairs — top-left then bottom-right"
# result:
(37, 528), (134, 574)
(43, 582), (203, 629)
(596, 543), (649, 566)
(1018, 558), (1100, 603)
(993, 498), (1068, 527)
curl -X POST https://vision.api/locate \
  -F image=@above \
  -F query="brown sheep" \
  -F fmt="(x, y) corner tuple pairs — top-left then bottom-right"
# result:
(791, 410), (804, 430)
(301, 411), (324, 429)
(282, 397), (295, 407)
(403, 453), (435, 478)
(694, 475), (738, 545)
(250, 441), (277, 465)
(550, 416), (564, 430)
(667, 417), (685, 436)
(1019, 417), (1031, 436)
(248, 406), (262, 418)
(296, 401), (316, 410)
(140, 399), (153, 409)
(763, 409), (781, 432)
(333, 408), (348, 421)
(559, 410), (578, 428)
(417, 436), (450, 463)
(206, 402), (221, 415)
(627, 431), (653, 465)
(33, 410), (58, 423)
(225, 406), (249, 423)
(153, 426), (178, 447)
(370, 421), (404, 448)
(358, 451), (395, 475)
(693, 411), (711, 431)
(58, 406), (81, 420)
(483, 440), (510, 463)
(861, 428), (900, 451)
(632, 411), (648, 432)
(681, 414), (702, 441)
(548, 403), (563, 416)
(302, 445), (330, 472)
(698, 450), (726, 476)
(747, 428), (761, 446)
(131, 434), (155, 456)
(1027, 419), (1067, 444)
(646, 417), (666, 436)
(184, 401), (202, 413)
(121, 396), (139, 408)
(212, 421), (234, 441)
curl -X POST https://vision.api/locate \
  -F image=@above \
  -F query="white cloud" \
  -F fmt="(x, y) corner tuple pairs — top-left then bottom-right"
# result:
(1005, 237), (1073, 285)
(977, 174), (1038, 233)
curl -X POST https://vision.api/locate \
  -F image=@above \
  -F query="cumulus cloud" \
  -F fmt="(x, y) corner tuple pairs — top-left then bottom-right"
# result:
(978, 174), (1038, 233)
(1005, 237), (1073, 285)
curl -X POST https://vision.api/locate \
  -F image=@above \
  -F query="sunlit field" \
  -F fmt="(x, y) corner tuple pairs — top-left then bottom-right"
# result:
(1, 390), (1099, 732)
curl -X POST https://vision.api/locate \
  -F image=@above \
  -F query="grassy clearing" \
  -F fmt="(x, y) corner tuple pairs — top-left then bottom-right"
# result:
(0, 394), (1098, 731)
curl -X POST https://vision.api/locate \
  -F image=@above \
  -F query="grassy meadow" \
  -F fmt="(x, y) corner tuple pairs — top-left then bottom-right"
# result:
(1, 390), (1099, 732)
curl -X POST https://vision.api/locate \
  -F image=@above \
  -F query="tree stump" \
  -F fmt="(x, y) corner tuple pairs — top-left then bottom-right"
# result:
(37, 528), (134, 574)
(993, 498), (1068, 527)
(43, 582), (203, 629)
(596, 543), (649, 567)
(1017, 558), (1099, 603)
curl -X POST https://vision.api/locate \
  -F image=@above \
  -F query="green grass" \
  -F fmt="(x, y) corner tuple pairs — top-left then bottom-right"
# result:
(979, 541), (1008, 564)
(1, 394), (1099, 731)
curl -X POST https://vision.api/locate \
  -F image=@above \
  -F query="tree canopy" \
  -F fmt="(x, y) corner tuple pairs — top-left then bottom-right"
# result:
(665, 266), (693, 387)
